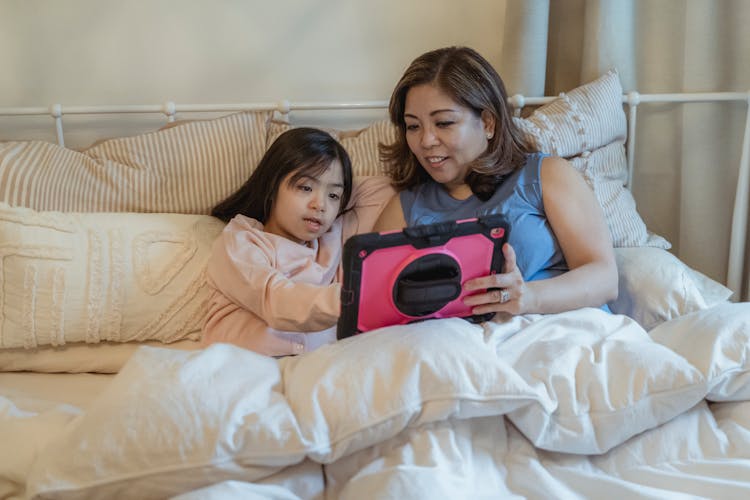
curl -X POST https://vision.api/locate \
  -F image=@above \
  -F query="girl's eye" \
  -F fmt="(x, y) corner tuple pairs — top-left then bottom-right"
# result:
(436, 121), (454, 128)
(405, 123), (419, 131)
(297, 184), (312, 192)
(329, 193), (341, 201)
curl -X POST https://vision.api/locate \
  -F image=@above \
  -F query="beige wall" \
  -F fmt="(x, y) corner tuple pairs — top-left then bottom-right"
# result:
(0, 0), (505, 147)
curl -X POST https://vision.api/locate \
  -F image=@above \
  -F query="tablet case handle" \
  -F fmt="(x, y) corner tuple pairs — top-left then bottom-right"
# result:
(393, 253), (461, 316)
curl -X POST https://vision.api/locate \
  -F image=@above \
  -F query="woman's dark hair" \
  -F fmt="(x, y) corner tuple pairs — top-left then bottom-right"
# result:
(212, 127), (353, 223)
(379, 46), (535, 200)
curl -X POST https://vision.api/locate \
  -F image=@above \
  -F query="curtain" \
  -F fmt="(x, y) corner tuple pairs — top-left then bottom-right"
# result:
(499, 0), (750, 301)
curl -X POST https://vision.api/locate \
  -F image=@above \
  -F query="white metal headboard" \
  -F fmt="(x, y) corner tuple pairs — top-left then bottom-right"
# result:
(0, 91), (748, 295)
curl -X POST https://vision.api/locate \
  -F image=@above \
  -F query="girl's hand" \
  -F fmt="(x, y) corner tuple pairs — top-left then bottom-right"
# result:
(462, 243), (532, 316)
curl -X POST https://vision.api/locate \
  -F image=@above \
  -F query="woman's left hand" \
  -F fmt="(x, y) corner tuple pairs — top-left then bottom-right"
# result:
(462, 242), (531, 316)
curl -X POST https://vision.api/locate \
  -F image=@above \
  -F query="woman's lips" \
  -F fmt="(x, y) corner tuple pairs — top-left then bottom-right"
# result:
(425, 156), (448, 167)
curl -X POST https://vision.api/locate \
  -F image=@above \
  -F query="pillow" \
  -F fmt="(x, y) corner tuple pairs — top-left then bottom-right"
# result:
(685, 266), (735, 306)
(0, 110), (271, 213)
(513, 70), (669, 249)
(0, 202), (225, 349)
(649, 303), (750, 401)
(266, 118), (398, 177)
(608, 247), (733, 330)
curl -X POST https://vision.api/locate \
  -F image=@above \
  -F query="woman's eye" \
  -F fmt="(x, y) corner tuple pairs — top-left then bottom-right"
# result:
(405, 124), (419, 131)
(436, 121), (454, 128)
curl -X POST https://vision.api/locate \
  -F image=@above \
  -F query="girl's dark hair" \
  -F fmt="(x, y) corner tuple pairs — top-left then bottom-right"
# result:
(212, 127), (353, 223)
(379, 46), (536, 200)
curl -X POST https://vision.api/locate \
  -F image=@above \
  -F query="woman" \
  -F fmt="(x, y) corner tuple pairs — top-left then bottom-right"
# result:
(373, 46), (617, 316)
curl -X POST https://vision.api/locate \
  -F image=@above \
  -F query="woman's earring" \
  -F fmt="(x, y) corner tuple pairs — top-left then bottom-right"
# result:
(486, 133), (493, 139)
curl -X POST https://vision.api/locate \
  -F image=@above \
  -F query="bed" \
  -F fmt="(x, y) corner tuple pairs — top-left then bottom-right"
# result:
(1, 69), (750, 499)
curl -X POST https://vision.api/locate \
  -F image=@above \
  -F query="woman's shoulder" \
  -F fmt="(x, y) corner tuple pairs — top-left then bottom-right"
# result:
(539, 156), (580, 184)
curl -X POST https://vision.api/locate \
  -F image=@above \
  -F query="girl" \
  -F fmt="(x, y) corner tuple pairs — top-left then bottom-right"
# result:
(202, 127), (357, 357)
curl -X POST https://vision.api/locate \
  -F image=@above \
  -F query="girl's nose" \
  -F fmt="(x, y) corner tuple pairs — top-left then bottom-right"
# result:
(310, 192), (326, 211)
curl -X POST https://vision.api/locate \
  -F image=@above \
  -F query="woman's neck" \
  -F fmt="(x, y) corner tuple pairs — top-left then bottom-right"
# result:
(443, 182), (474, 201)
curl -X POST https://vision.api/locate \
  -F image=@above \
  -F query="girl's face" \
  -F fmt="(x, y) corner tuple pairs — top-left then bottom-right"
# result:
(404, 83), (494, 199)
(264, 160), (345, 244)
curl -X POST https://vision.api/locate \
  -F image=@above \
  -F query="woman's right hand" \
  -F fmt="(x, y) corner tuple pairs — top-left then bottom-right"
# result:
(462, 242), (534, 316)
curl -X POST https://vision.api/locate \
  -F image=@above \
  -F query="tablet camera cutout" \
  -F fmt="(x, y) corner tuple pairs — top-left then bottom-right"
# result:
(393, 253), (462, 317)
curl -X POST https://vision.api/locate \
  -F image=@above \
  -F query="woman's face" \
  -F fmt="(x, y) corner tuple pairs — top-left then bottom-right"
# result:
(403, 83), (494, 198)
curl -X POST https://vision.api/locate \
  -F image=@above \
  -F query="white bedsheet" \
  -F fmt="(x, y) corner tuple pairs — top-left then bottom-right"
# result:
(2, 304), (749, 499)
(0, 373), (113, 500)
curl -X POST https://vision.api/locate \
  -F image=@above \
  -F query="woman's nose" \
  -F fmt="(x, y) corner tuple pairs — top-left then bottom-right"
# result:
(420, 128), (438, 148)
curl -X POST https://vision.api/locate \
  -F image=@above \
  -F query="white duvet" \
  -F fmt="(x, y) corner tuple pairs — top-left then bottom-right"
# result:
(3, 303), (750, 499)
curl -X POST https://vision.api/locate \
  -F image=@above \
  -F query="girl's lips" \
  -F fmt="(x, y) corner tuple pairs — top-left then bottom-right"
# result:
(304, 218), (322, 231)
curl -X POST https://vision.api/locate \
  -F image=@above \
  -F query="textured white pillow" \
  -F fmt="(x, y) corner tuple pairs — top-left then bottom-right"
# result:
(649, 303), (750, 402)
(0, 203), (224, 348)
(608, 247), (733, 330)
(514, 70), (669, 249)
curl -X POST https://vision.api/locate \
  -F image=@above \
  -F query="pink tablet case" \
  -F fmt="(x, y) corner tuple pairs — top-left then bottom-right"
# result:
(337, 214), (509, 339)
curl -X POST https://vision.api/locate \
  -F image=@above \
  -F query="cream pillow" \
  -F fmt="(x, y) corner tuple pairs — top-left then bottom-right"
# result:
(0, 110), (271, 213)
(514, 70), (669, 248)
(266, 118), (398, 177)
(608, 247), (734, 330)
(0, 203), (224, 349)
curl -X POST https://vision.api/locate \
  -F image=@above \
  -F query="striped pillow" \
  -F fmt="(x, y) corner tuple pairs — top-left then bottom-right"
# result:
(267, 118), (398, 177)
(0, 110), (271, 213)
(514, 70), (669, 248)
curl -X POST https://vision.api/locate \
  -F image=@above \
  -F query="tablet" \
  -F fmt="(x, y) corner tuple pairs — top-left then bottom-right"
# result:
(337, 214), (509, 339)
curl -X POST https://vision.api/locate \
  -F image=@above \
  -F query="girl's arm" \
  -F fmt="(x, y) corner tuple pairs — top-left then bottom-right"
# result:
(464, 157), (618, 314)
(207, 225), (341, 332)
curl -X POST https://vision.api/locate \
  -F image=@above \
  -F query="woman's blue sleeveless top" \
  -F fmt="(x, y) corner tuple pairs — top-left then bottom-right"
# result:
(400, 152), (567, 282)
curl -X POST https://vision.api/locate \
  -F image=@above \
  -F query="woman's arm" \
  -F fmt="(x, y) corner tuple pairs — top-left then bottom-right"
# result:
(342, 176), (396, 240)
(372, 193), (407, 232)
(464, 157), (618, 315)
